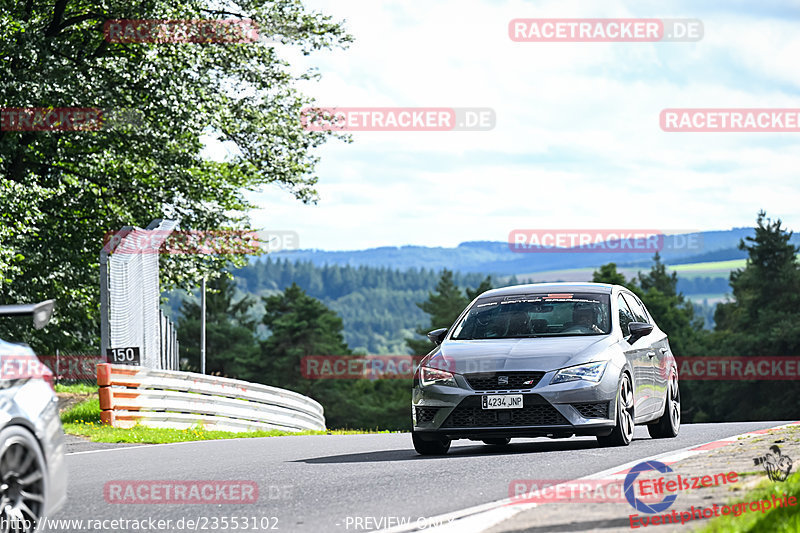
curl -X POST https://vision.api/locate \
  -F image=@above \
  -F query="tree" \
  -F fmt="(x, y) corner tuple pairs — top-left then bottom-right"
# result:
(260, 283), (350, 392)
(177, 275), (261, 380)
(258, 283), (411, 430)
(713, 211), (800, 354)
(592, 263), (633, 289)
(637, 253), (704, 356)
(685, 212), (800, 422)
(406, 270), (492, 354)
(0, 1), (351, 352)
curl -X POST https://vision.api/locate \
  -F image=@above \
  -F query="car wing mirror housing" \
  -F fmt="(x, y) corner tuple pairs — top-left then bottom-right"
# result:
(628, 321), (654, 343)
(427, 328), (448, 345)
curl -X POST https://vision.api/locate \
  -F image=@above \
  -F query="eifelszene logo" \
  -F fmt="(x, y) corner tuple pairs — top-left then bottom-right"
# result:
(624, 461), (678, 514)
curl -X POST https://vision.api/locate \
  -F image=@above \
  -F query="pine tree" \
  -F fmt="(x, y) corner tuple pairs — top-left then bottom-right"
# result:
(177, 276), (261, 381)
(406, 270), (492, 354)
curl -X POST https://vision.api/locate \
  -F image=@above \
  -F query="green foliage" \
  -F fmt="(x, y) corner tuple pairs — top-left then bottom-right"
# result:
(222, 258), (490, 353)
(685, 212), (800, 422)
(405, 269), (492, 355)
(592, 263), (634, 289)
(178, 275), (262, 380)
(0, 0), (351, 353)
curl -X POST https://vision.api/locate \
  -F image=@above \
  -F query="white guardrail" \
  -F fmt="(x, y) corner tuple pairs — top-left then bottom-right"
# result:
(97, 363), (325, 432)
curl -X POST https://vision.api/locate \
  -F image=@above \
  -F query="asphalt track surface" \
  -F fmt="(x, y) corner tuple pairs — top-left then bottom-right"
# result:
(52, 422), (787, 533)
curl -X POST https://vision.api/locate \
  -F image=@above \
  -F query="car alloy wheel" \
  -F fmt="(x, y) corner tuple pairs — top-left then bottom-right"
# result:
(598, 373), (634, 447)
(648, 371), (680, 439)
(0, 426), (46, 533)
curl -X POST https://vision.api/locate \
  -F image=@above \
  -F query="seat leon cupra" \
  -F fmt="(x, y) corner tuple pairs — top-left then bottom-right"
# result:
(411, 282), (680, 455)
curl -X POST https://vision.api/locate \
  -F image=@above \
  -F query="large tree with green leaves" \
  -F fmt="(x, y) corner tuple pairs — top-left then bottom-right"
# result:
(0, 1), (351, 352)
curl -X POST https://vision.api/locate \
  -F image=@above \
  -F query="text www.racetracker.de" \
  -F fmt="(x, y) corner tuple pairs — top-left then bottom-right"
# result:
(21, 516), (280, 531)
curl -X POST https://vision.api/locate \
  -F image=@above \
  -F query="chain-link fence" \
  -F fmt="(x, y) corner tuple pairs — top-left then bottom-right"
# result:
(100, 219), (179, 370)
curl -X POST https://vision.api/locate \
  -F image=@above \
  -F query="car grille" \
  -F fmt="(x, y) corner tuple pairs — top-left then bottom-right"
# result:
(441, 395), (569, 428)
(463, 372), (546, 391)
(572, 402), (609, 419)
(415, 406), (439, 424)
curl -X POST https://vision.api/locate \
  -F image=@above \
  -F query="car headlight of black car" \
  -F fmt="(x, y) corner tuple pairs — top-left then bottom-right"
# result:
(551, 361), (608, 384)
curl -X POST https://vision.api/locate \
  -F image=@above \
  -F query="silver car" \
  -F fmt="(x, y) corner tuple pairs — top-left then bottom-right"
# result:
(0, 300), (67, 530)
(411, 283), (680, 455)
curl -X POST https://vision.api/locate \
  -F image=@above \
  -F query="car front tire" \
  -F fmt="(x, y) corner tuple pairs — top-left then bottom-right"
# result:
(0, 425), (47, 532)
(648, 370), (680, 439)
(597, 372), (634, 447)
(412, 433), (451, 455)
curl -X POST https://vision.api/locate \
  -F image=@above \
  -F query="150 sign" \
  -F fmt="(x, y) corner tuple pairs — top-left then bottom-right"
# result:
(107, 346), (141, 366)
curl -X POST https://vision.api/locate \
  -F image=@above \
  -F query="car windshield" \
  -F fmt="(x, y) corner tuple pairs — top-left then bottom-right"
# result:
(451, 292), (611, 340)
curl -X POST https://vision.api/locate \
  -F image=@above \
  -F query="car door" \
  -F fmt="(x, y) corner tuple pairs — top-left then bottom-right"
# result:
(616, 293), (654, 418)
(627, 294), (672, 416)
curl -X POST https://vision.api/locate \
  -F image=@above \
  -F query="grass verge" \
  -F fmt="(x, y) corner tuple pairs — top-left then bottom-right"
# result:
(61, 397), (390, 444)
(698, 472), (800, 533)
(54, 383), (99, 394)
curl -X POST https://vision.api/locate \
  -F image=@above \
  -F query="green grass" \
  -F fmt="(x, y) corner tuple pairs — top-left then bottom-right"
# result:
(54, 383), (98, 394)
(61, 397), (101, 424)
(60, 397), (389, 444)
(698, 472), (800, 533)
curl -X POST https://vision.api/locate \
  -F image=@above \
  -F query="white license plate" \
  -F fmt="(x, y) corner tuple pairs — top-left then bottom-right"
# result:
(482, 394), (524, 409)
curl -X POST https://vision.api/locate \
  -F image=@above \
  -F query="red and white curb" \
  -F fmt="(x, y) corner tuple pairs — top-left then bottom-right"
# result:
(379, 421), (800, 533)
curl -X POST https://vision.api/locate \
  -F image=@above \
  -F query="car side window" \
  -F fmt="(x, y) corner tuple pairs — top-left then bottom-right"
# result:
(622, 293), (649, 324)
(617, 295), (634, 336)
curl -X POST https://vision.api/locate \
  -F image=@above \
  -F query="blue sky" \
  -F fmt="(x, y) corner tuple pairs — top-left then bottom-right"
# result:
(208, 0), (800, 251)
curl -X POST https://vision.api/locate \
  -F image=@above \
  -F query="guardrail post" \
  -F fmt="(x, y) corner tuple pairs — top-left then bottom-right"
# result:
(97, 363), (115, 426)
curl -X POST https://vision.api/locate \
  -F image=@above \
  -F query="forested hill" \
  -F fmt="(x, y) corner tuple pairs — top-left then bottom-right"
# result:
(232, 258), (490, 354)
(267, 228), (793, 274)
(228, 258), (724, 354)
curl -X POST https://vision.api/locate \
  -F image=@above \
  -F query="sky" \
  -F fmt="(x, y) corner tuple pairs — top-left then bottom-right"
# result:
(206, 0), (800, 251)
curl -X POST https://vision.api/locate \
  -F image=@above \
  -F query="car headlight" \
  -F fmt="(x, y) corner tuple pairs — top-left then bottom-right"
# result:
(420, 366), (457, 387)
(551, 361), (608, 384)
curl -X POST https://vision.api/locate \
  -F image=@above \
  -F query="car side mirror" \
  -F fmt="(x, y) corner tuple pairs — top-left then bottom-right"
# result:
(628, 322), (653, 343)
(427, 328), (448, 345)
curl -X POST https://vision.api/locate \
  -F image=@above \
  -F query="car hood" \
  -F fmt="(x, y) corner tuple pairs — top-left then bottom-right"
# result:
(424, 336), (615, 374)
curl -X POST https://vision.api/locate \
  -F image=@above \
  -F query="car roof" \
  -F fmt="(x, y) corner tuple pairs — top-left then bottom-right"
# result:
(477, 282), (617, 299)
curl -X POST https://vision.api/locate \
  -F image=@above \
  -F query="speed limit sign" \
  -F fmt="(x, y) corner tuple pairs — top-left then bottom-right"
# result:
(106, 346), (141, 366)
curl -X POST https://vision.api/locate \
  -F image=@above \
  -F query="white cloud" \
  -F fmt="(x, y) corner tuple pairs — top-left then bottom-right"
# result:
(236, 0), (800, 249)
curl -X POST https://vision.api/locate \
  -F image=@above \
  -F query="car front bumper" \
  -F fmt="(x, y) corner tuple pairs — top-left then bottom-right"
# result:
(412, 366), (621, 440)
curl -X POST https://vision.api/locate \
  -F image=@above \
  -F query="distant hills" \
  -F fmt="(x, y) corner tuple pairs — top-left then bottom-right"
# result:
(267, 228), (796, 276)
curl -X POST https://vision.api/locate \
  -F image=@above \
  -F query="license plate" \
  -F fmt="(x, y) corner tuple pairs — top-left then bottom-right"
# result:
(482, 394), (523, 409)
